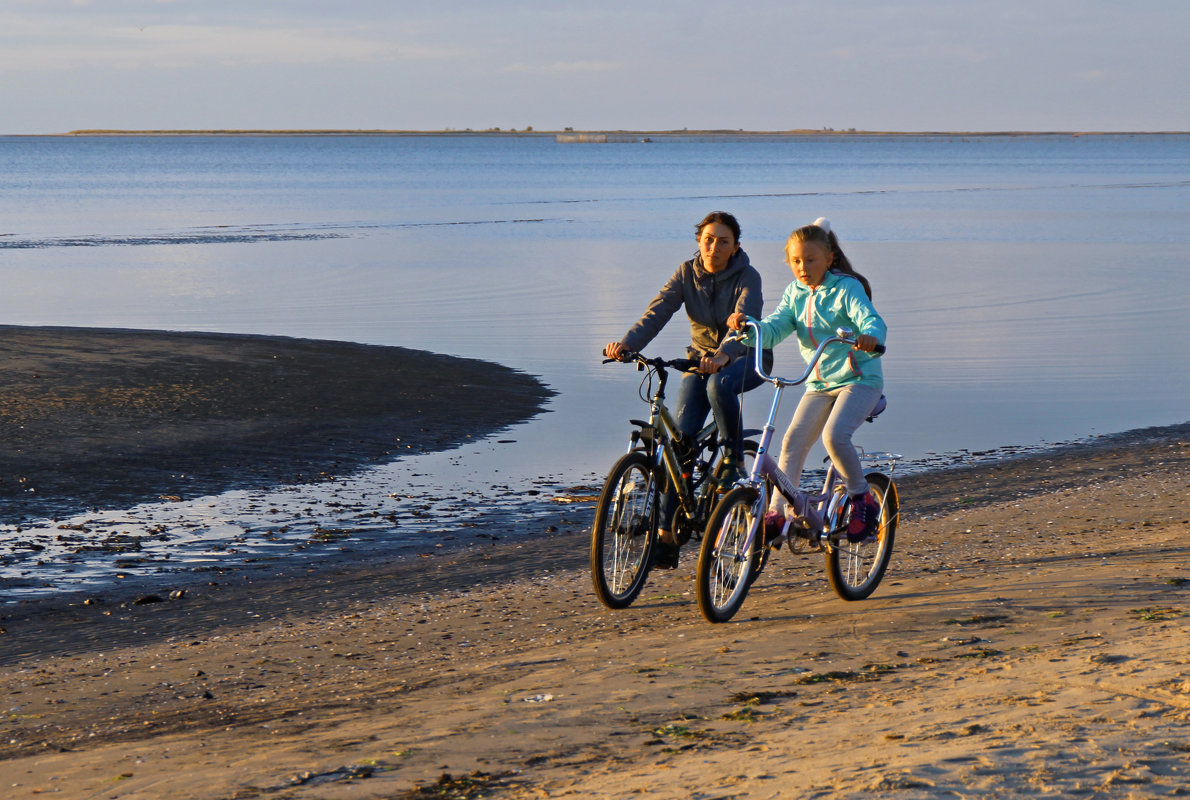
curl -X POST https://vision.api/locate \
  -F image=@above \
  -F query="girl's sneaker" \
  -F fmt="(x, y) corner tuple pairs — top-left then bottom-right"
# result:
(846, 492), (880, 542)
(763, 512), (786, 545)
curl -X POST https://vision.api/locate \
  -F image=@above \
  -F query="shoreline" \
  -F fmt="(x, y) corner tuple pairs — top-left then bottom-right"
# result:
(0, 415), (1186, 797)
(1, 414), (1184, 622)
(0, 322), (1185, 611)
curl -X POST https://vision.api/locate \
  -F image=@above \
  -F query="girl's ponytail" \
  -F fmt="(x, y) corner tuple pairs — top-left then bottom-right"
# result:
(796, 218), (873, 299)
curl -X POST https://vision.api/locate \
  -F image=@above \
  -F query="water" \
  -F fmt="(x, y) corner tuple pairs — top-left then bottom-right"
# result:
(2, 133), (1189, 597)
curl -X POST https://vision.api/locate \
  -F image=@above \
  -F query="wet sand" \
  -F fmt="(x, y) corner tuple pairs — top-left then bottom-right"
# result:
(0, 336), (1187, 799)
(0, 326), (553, 523)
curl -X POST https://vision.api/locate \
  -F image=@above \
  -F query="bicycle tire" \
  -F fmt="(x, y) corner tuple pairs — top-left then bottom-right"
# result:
(590, 452), (659, 609)
(825, 472), (898, 601)
(696, 485), (761, 623)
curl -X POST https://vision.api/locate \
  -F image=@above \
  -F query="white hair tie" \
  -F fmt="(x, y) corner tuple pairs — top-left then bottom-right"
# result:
(813, 217), (831, 234)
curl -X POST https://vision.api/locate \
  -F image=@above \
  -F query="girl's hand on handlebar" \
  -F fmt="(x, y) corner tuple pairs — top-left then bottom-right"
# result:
(853, 334), (880, 353)
(726, 312), (748, 331)
(700, 352), (729, 374)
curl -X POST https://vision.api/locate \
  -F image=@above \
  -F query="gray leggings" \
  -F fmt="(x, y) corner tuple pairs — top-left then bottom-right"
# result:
(772, 383), (883, 513)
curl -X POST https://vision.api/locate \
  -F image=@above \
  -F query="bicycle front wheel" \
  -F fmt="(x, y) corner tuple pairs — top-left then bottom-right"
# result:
(826, 472), (898, 601)
(696, 486), (762, 623)
(590, 452), (659, 609)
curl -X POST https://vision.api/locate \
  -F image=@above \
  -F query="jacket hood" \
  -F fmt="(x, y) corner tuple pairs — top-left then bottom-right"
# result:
(693, 248), (750, 282)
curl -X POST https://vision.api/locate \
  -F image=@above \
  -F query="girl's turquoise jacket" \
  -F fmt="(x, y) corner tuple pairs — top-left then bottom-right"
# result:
(744, 270), (886, 393)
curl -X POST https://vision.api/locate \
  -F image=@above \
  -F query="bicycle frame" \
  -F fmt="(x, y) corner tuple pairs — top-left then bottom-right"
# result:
(619, 355), (718, 527)
(695, 322), (901, 620)
(723, 321), (893, 553)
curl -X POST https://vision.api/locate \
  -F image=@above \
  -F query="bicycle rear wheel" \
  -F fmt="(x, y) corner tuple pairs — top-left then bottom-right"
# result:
(590, 452), (658, 609)
(696, 486), (761, 623)
(826, 472), (898, 601)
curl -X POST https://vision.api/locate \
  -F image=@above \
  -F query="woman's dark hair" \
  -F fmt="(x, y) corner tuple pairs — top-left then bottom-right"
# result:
(695, 211), (741, 243)
(787, 223), (872, 299)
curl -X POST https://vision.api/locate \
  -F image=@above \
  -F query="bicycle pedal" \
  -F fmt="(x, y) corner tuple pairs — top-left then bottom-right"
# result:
(790, 538), (818, 557)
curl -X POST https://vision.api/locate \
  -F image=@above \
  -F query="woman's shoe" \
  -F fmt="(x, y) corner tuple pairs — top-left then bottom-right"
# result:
(653, 540), (680, 569)
(716, 457), (746, 492)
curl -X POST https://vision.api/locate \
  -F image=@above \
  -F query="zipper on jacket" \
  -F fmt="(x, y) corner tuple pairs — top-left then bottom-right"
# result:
(804, 286), (823, 383)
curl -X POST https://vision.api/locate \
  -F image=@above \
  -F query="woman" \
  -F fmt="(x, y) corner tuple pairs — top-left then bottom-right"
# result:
(604, 211), (770, 568)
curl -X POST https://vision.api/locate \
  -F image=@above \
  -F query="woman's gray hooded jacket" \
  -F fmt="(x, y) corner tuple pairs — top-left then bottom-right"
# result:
(620, 249), (764, 362)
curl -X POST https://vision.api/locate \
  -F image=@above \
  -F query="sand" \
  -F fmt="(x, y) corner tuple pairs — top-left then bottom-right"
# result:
(0, 328), (1188, 798)
(0, 325), (553, 523)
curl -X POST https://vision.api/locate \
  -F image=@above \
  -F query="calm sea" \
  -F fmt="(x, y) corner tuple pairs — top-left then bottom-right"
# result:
(2, 133), (1189, 596)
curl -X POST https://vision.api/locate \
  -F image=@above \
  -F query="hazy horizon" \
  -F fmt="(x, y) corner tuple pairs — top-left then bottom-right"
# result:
(20, 128), (1190, 137)
(2, 1), (1188, 135)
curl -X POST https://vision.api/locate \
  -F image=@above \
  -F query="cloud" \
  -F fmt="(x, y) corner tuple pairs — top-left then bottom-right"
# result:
(0, 15), (459, 72)
(502, 60), (624, 74)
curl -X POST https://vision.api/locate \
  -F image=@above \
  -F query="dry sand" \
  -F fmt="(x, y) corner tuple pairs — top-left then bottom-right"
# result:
(1, 413), (1188, 798)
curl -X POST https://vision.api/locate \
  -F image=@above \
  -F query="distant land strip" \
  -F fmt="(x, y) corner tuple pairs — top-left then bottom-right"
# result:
(50, 128), (1190, 137)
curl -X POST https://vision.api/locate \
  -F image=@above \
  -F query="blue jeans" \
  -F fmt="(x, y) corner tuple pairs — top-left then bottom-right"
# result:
(661, 349), (771, 531)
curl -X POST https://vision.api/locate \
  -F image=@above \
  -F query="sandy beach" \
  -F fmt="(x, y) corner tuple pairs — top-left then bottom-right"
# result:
(0, 324), (1187, 798)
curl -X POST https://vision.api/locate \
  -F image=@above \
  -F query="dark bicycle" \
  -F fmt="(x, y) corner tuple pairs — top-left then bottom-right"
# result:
(591, 352), (758, 609)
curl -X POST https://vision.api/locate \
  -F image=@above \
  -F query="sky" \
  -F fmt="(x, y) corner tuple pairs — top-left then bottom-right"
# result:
(2, 0), (1189, 134)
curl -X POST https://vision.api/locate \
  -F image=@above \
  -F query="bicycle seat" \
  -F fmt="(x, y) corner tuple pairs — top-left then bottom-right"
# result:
(866, 395), (887, 422)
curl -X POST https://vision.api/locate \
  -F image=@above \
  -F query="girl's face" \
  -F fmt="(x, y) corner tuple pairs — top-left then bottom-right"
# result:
(697, 222), (739, 273)
(787, 239), (833, 287)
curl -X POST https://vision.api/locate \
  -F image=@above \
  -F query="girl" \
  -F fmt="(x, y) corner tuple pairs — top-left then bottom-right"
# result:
(727, 218), (886, 541)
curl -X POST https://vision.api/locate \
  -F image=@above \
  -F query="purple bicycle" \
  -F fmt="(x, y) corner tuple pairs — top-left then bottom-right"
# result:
(695, 320), (901, 623)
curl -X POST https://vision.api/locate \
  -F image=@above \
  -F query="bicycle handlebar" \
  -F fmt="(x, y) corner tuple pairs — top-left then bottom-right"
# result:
(602, 351), (700, 373)
(725, 320), (885, 388)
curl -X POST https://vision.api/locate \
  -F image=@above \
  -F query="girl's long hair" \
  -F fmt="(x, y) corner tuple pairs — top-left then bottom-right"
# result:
(788, 222), (872, 299)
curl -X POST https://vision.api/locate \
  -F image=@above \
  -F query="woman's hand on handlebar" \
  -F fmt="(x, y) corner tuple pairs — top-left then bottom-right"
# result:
(699, 352), (729, 374)
(603, 342), (628, 360)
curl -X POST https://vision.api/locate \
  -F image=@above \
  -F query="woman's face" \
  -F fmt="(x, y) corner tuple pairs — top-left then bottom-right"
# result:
(697, 222), (739, 273)
(787, 239), (833, 287)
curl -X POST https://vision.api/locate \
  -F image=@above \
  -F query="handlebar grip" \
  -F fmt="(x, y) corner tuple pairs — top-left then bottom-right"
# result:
(873, 344), (886, 355)
(602, 349), (640, 364)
